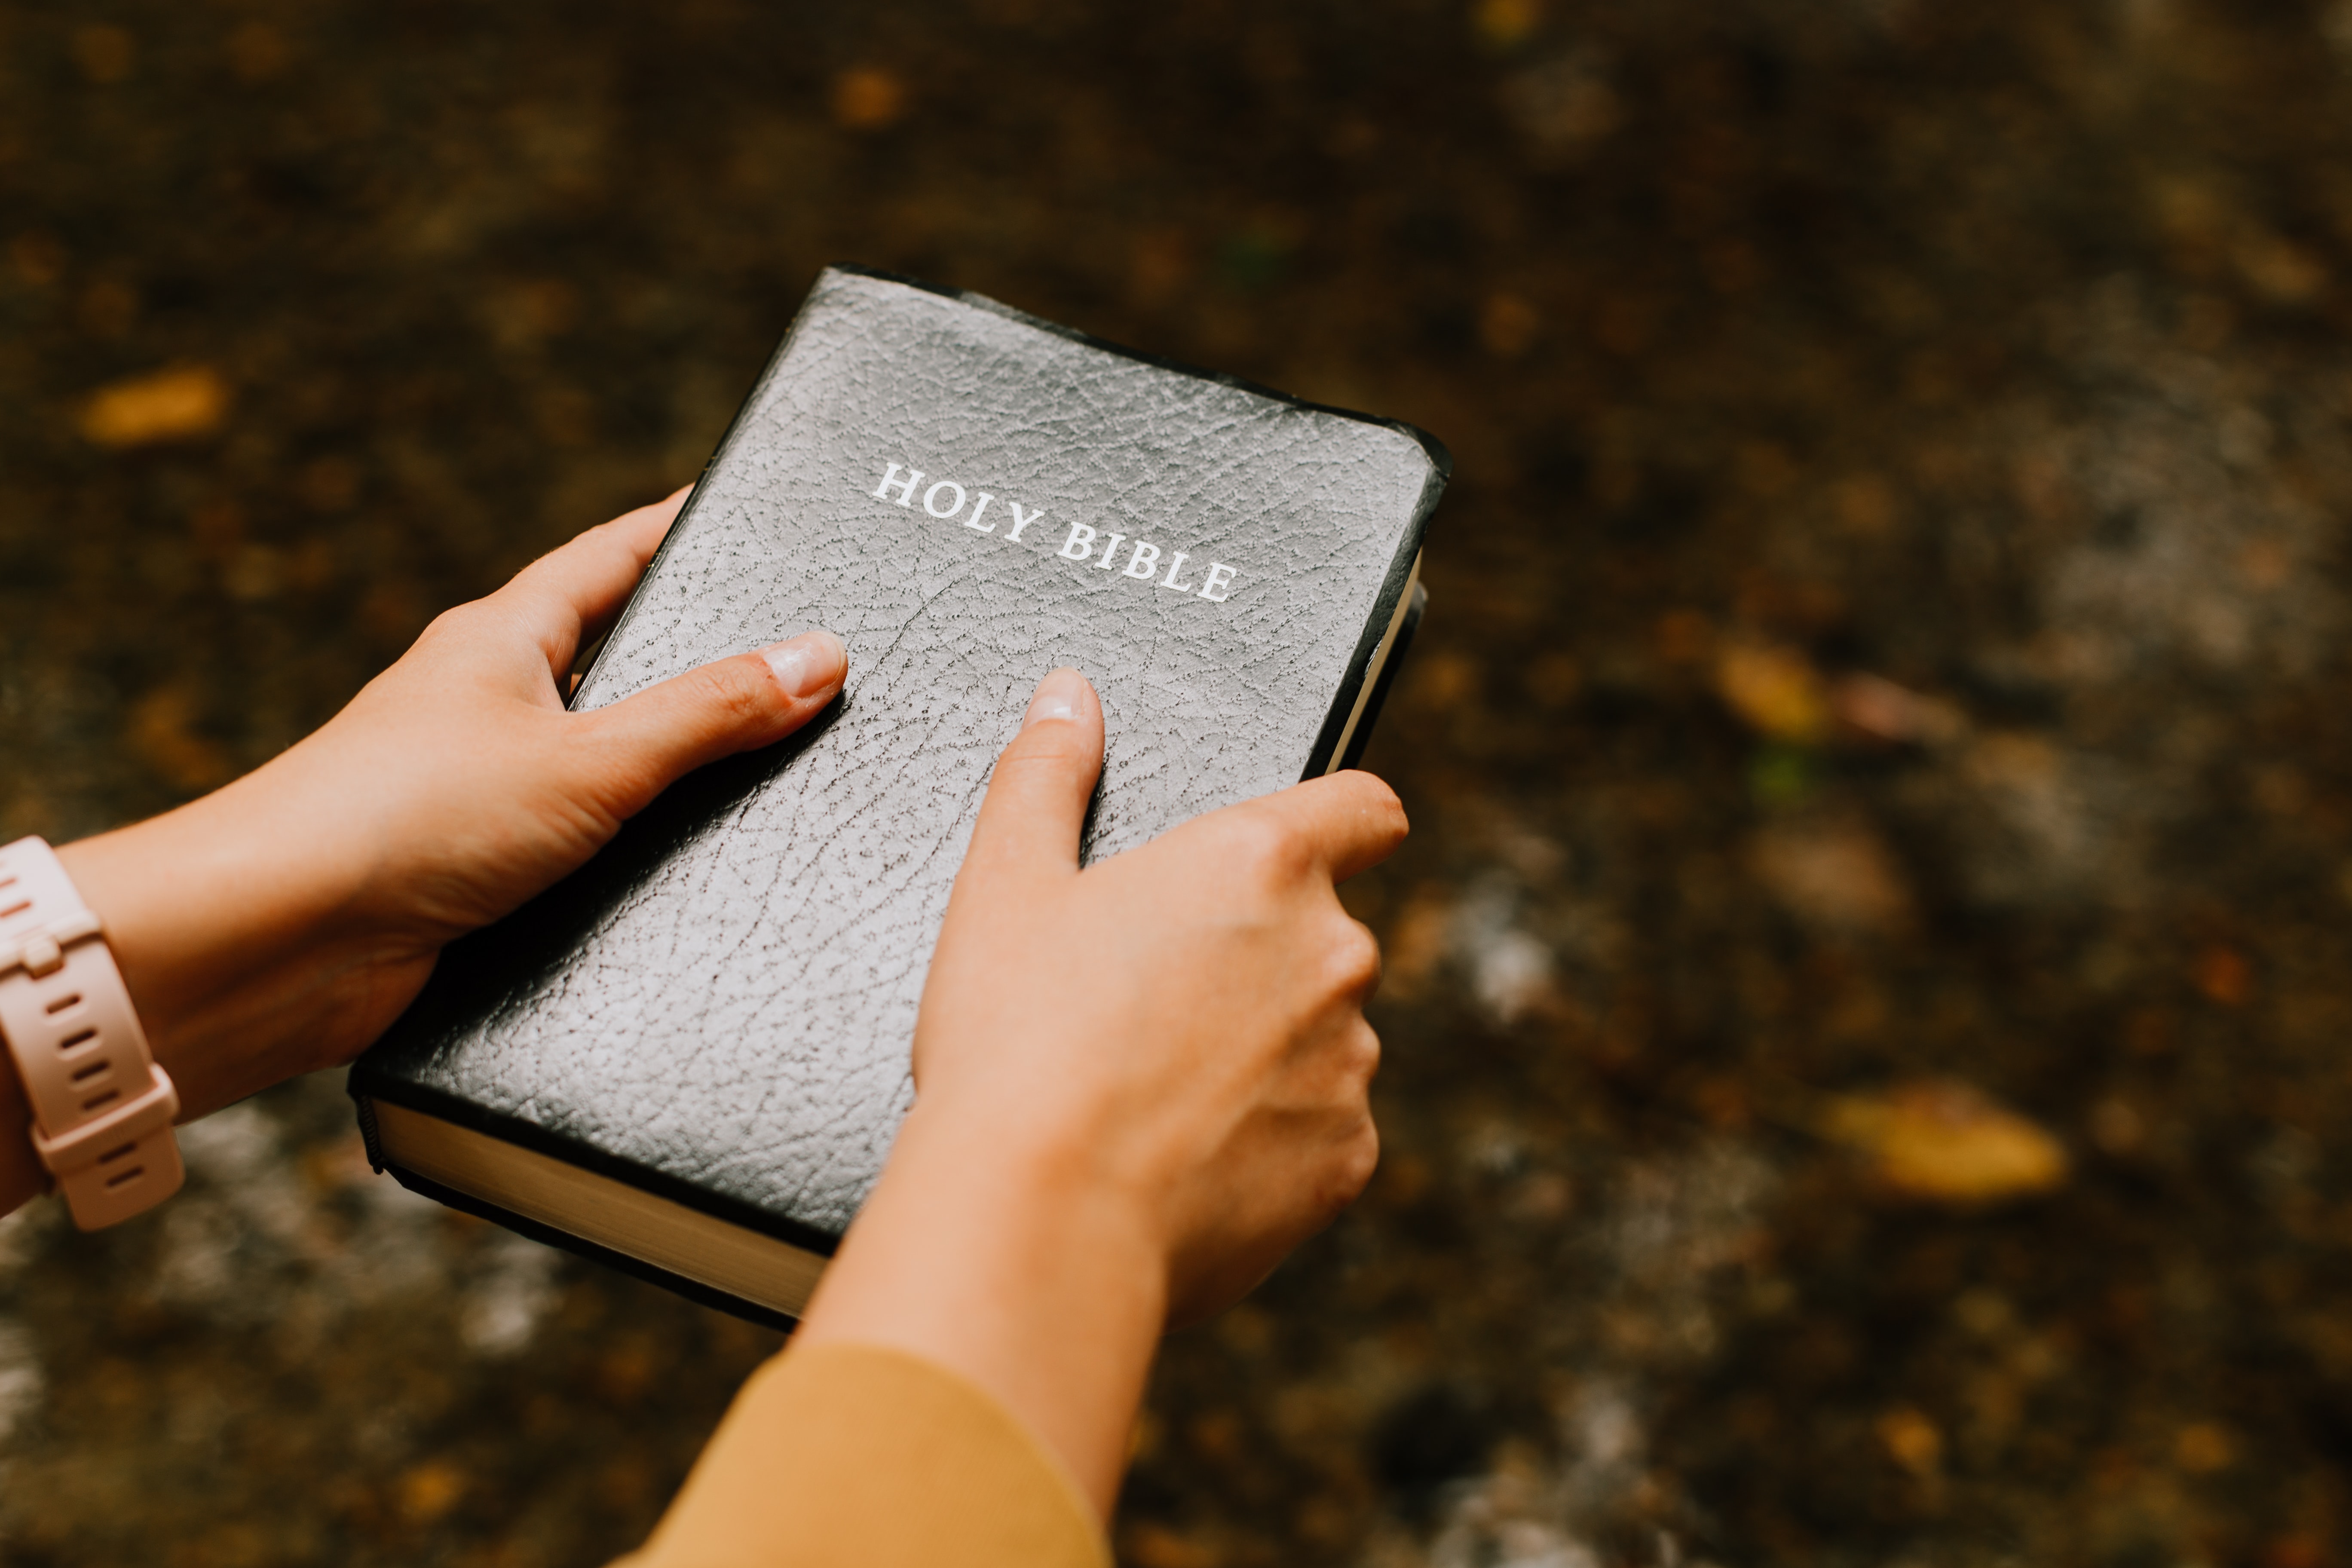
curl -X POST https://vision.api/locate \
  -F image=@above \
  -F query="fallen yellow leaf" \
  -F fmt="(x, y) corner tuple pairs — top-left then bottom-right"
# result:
(1877, 1406), (1943, 1476)
(2175, 1421), (2233, 1473)
(80, 364), (230, 447)
(1474, 0), (1544, 49)
(396, 1460), (465, 1525)
(831, 67), (906, 131)
(1825, 1080), (2069, 1206)
(1715, 642), (1829, 743)
(2193, 944), (2252, 1006)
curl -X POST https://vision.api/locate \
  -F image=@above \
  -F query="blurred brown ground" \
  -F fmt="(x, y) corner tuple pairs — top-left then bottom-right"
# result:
(7, 2), (2352, 1565)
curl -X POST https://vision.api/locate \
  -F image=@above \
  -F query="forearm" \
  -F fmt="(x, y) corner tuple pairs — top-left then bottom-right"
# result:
(793, 1099), (1168, 1517)
(0, 776), (415, 1222)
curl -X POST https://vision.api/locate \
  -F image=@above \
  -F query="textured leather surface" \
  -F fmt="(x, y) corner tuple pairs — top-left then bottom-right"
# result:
(356, 268), (1446, 1245)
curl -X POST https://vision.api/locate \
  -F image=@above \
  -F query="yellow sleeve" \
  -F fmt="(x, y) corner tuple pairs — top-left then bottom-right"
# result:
(617, 1342), (1110, 1568)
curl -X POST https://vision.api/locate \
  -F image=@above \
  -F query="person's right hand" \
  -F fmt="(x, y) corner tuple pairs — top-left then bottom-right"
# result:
(794, 666), (1406, 1514)
(918, 668), (1401, 1323)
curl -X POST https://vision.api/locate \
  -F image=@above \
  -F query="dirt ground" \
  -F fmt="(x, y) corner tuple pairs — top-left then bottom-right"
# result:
(7, 2), (2352, 1564)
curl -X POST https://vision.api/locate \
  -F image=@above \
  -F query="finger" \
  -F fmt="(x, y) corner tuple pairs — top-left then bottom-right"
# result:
(956, 668), (1106, 891)
(1250, 770), (1409, 883)
(497, 488), (693, 678)
(576, 629), (846, 818)
(1328, 915), (1384, 1007)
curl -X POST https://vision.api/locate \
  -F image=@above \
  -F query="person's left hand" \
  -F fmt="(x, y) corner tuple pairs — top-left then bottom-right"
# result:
(2, 489), (844, 1212)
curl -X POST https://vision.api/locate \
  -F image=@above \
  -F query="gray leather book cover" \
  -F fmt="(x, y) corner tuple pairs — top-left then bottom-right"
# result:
(351, 266), (1447, 1315)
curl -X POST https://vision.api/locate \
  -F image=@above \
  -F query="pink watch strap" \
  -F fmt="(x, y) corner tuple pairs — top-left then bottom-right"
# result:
(0, 836), (183, 1229)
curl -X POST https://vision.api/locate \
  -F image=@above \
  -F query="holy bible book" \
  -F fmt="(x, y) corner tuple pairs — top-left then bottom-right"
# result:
(349, 266), (1447, 1325)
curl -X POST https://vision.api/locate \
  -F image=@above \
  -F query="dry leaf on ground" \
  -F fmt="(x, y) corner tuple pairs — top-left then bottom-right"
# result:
(80, 364), (230, 447)
(831, 67), (906, 130)
(1825, 1080), (2069, 1205)
(1715, 643), (1829, 743)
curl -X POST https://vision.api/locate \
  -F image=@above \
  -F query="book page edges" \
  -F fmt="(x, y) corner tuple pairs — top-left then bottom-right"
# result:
(371, 1098), (828, 1319)
(1323, 552), (1423, 775)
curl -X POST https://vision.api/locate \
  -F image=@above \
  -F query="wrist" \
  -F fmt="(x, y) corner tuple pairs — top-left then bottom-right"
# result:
(0, 836), (187, 1226)
(55, 772), (400, 1119)
(907, 1093), (1175, 1305)
(796, 1096), (1170, 1516)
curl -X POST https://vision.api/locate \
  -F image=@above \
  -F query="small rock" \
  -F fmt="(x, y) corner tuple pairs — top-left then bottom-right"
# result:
(1831, 672), (1966, 746)
(1749, 817), (1913, 934)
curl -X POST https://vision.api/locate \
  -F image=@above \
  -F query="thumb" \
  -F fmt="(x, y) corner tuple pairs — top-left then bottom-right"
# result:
(957, 668), (1106, 890)
(578, 629), (847, 817)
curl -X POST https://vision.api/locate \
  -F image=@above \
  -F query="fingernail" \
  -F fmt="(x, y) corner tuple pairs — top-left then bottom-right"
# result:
(1023, 667), (1087, 729)
(763, 629), (847, 700)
